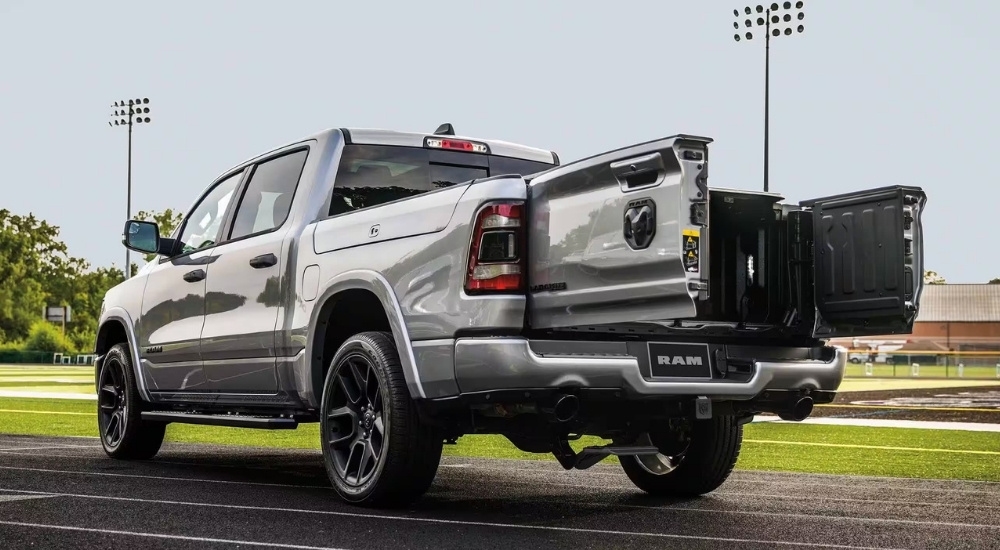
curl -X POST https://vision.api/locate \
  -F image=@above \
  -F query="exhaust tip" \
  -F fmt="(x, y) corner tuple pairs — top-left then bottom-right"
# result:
(778, 396), (814, 422)
(553, 394), (579, 423)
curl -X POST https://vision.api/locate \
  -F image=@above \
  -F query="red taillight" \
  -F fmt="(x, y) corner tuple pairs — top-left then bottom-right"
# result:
(465, 202), (525, 294)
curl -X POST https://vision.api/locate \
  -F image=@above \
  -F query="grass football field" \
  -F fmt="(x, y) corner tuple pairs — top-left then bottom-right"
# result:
(2, 365), (998, 481)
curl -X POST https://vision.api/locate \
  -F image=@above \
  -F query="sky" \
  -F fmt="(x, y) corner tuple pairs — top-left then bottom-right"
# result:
(1, 0), (997, 283)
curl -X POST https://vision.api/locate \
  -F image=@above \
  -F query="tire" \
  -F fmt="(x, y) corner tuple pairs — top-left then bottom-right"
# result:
(320, 331), (443, 507)
(97, 343), (166, 460)
(620, 414), (742, 497)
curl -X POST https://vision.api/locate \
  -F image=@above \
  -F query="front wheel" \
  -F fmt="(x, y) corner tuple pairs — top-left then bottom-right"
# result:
(320, 331), (442, 507)
(97, 343), (166, 460)
(620, 414), (742, 497)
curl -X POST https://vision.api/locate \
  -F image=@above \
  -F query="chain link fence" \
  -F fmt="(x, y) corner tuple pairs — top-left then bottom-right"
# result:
(844, 350), (1000, 379)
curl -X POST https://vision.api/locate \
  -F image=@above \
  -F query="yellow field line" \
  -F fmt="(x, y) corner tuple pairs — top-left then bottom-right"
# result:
(0, 409), (92, 416)
(817, 404), (1000, 413)
(845, 349), (1000, 356)
(745, 439), (1000, 455)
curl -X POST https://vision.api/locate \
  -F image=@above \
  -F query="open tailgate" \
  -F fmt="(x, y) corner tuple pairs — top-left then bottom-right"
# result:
(802, 185), (927, 337)
(526, 135), (711, 329)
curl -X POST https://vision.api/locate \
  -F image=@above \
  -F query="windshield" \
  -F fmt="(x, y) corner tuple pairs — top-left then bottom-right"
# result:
(331, 144), (554, 215)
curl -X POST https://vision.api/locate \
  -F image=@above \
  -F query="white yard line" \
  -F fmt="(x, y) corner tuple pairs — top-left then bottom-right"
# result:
(0, 390), (95, 400)
(753, 416), (1000, 432)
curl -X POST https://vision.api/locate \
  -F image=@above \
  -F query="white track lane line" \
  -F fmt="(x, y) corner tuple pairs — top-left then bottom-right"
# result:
(443, 461), (1000, 486)
(3, 436), (998, 486)
(10, 447), (993, 493)
(1, 486), (996, 534)
(2, 458), (996, 511)
(4, 454), (996, 510)
(2, 461), (997, 504)
(0, 489), (907, 550)
(435, 466), (1000, 496)
(0, 445), (94, 452)
(0, 448), (325, 472)
(0, 465), (328, 490)
(0, 521), (346, 550)
(0, 495), (58, 503)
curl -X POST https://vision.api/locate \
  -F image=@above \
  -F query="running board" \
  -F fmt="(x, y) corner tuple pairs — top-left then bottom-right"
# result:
(553, 443), (661, 470)
(141, 411), (298, 430)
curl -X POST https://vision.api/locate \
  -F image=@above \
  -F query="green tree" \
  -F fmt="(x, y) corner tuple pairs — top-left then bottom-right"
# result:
(61, 266), (125, 351)
(0, 209), (125, 348)
(0, 209), (76, 342)
(135, 208), (184, 262)
(923, 270), (946, 285)
(23, 320), (75, 353)
(989, 278), (1000, 284)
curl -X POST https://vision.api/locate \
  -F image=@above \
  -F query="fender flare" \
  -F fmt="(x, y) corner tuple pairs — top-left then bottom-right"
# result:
(96, 307), (151, 402)
(308, 269), (425, 400)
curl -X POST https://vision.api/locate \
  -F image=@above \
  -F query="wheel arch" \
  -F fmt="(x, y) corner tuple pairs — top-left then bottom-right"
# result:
(307, 270), (424, 407)
(95, 308), (151, 402)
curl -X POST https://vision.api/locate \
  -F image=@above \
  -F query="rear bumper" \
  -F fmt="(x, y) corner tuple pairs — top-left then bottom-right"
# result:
(442, 338), (845, 401)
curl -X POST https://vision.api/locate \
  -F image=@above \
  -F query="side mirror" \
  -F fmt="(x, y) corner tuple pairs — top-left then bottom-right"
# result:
(122, 220), (160, 254)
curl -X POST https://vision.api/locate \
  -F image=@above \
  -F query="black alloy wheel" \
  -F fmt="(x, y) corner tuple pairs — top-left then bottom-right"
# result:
(96, 342), (165, 460)
(326, 352), (386, 487)
(320, 331), (442, 507)
(98, 354), (129, 448)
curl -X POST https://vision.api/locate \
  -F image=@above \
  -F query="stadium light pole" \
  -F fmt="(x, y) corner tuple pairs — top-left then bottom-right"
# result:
(733, 2), (805, 193)
(108, 98), (152, 278)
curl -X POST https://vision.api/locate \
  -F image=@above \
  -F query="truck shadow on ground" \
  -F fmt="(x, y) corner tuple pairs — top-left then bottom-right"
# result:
(140, 447), (705, 520)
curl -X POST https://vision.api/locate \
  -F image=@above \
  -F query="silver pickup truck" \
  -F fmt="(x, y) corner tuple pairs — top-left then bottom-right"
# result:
(96, 124), (926, 507)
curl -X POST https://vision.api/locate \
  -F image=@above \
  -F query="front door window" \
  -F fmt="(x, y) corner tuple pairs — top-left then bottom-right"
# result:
(177, 172), (243, 255)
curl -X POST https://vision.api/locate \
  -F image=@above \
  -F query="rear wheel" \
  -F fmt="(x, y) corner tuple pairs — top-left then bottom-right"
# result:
(97, 343), (165, 460)
(620, 414), (742, 497)
(320, 331), (442, 507)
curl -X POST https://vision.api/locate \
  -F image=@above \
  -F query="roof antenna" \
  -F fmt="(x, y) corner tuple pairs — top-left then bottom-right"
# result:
(433, 123), (455, 136)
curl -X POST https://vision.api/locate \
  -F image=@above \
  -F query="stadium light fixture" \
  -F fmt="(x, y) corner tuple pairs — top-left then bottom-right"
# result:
(108, 98), (152, 278)
(732, 2), (805, 192)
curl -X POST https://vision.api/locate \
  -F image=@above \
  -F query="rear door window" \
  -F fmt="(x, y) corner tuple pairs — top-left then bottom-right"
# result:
(229, 149), (308, 240)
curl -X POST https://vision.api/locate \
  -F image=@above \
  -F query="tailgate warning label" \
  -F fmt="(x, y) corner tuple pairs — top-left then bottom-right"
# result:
(683, 229), (700, 272)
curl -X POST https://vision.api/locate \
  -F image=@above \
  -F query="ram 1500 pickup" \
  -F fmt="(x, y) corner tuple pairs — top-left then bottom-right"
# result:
(97, 124), (926, 506)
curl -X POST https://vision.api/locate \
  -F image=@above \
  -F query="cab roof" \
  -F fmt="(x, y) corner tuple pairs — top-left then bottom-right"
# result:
(340, 127), (558, 165)
(226, 125), (559, 181)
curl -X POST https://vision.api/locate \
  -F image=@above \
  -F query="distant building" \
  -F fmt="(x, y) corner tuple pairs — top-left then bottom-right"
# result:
(908, 284), (1000, 351)
(830, 284), (1000, 364)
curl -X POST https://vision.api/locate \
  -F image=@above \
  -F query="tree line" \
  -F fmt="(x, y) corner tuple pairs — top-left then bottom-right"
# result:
(0, 207), (996, 354)
(0, 208), (181, 355)
(925, 270), (1000, 285)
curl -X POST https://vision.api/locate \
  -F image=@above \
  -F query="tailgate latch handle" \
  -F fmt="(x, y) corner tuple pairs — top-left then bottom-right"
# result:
(610, 153), (666, 190)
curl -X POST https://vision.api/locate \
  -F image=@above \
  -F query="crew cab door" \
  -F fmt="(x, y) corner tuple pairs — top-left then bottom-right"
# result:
(526, 135), (710, 328)
(138, 170), (245, 393)
(801, 185), (927, 338)
(199, 148), (308, 393)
